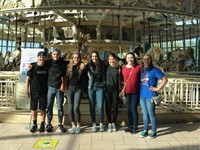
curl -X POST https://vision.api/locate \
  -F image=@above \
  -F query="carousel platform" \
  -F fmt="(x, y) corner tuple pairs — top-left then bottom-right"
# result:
(1, 99), (200, 126)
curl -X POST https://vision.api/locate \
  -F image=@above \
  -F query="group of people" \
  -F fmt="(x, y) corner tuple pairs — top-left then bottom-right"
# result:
(25, 48), (168, 139)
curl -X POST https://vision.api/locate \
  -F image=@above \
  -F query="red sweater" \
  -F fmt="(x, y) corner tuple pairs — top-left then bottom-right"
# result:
(122, 64), (141, 94)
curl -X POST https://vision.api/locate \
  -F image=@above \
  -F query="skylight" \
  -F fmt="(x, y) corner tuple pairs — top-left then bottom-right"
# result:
(175, 19), (199, 25)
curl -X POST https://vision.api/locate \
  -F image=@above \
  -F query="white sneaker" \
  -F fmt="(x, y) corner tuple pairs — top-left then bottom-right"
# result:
(71, 127), (76, 134)
(112, 123), (117, 132)
(75, 126), (81, 134)
(108, 123), (112, 132)
(100, 123), (104, 132)
(92, 124), (97, 132)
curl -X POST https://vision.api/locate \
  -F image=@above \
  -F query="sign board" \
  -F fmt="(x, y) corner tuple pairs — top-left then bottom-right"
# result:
(19, 48), (43, 82)
(34, 139), (59, 149)
(15, 81), (30, 110)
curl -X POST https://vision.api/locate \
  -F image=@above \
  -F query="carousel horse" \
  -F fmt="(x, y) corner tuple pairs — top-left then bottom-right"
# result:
(167, 47), (195, 71)
(3, 49), (21, 71)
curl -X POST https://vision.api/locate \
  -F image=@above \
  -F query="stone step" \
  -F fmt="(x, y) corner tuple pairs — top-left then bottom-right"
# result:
(1, 106), (200, 126)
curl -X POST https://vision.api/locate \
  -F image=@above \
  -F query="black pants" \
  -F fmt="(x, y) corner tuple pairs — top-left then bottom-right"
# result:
(105, 85), (119, 123)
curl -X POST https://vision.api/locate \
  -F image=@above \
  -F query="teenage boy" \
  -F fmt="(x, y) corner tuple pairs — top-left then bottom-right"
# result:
(26, 51), (48, 133)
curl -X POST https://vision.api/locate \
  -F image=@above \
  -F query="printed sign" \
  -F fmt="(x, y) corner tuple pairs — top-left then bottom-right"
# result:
(34, 139), (59, 149)
(19, 48), (43, 82)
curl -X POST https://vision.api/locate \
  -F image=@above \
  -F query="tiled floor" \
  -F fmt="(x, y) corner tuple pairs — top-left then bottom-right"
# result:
(0, 122), (200, 150)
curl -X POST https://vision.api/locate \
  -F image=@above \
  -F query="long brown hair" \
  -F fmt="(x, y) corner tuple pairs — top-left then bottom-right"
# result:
(67, 52), (81, 78)
(89, 51), (104, 72)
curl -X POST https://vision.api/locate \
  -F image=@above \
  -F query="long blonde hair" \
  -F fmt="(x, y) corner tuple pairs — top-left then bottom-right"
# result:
(67, 52), (81, 78)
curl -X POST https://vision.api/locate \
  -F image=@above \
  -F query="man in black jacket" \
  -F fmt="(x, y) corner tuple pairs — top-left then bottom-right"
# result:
(46, 49), (68, 133)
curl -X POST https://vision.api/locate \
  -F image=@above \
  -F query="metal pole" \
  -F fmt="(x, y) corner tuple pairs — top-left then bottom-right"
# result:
(189, 27), (191, 47)
(15, 12), (18, 49)
(164, 15), (168, 52)
(1, 23), (4, 52)
(132, 12), (134, 50)
(118, 14), (122, 57)
(182, 18), (185, 50)
(6, 15), (11, 53)
(33, 11), (37, 48)
(174, 27), (176, 50)
(142, 12), (145, 53)
(111, 12), (114, 50)
(148, 18), (151, 47)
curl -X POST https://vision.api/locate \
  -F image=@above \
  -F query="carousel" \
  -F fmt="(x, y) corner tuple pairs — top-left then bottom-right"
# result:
(0, 0), (200, 112)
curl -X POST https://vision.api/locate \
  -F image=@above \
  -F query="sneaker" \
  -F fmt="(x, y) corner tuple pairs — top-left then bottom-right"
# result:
(148, 132), (157, 138)
(71, 126), (76, 134)
(30, 125), (37, 133)
(46, 124), (53, 132)
(92, 124), (97, 132)
(58, 124), (66, 133)
(75, 126), (81, 134)
(124, 127), (132, 132)
(38, 124), (45, 132)
(99, 124), (104, 132)
(130, 128), (138, 134)
(140, 131), (148, 138)
(107, 123), (112, 132)
(112, 123), (117, 132)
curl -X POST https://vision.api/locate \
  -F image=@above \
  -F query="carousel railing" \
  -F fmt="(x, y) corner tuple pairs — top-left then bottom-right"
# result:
(161, 74), (200, 112)
(0, 72), (19, 108)
(0, 71), (200, 112)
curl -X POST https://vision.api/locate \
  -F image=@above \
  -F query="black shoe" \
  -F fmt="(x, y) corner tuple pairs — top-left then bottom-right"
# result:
(58, 124), (66, 133)
(124, 127), (132, 132)
(130, 128), (138, 134)
(39, 124), (45, 132)
(30, 125), (37, 133)
(46, 124), (53, 132)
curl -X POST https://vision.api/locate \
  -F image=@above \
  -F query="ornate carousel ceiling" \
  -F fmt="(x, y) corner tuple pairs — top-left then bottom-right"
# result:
(0, 0), (200, 49)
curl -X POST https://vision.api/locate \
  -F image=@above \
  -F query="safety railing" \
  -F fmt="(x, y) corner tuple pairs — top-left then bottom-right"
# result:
(0, 72), (19, 108)
(0, 72), (200, 112)
(161, 77), (200, 112)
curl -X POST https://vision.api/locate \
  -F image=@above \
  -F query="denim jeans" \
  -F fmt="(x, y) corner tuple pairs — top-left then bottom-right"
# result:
(47, 86), (64, 124)
(66, 86), (82, 123)
(88, 87), (104, 123)
(140, 96), (157, 132)
(126, 93), (139, 129)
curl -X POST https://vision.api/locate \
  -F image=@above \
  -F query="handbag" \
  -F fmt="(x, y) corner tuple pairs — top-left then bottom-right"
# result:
(152, 94), (163, 106)
(147, 85), (163, 106)
(60, 76), (68, 92)
(119, 67), (134, 102)
(119, 86), (125, 100)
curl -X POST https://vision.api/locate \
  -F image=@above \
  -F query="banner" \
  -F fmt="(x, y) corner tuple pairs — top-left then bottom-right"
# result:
(19, 48), (43, 82)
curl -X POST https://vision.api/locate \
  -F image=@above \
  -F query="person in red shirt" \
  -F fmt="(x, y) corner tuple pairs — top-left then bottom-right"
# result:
(122, 52), (141, 134)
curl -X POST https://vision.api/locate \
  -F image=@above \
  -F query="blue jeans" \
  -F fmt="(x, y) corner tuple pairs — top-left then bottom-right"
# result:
(140, 96), (157, 132)
(47, 86), (64, 124)
(126, 93), (139, 129)
(66, 86), (82, 123)
(88, 87), (104, 123)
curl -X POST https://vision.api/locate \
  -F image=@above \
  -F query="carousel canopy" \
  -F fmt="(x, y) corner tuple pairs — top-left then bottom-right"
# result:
(0, 0), (199, 48)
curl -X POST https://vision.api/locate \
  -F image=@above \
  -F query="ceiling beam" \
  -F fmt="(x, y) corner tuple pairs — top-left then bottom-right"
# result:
(53, 10), (77, 25)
